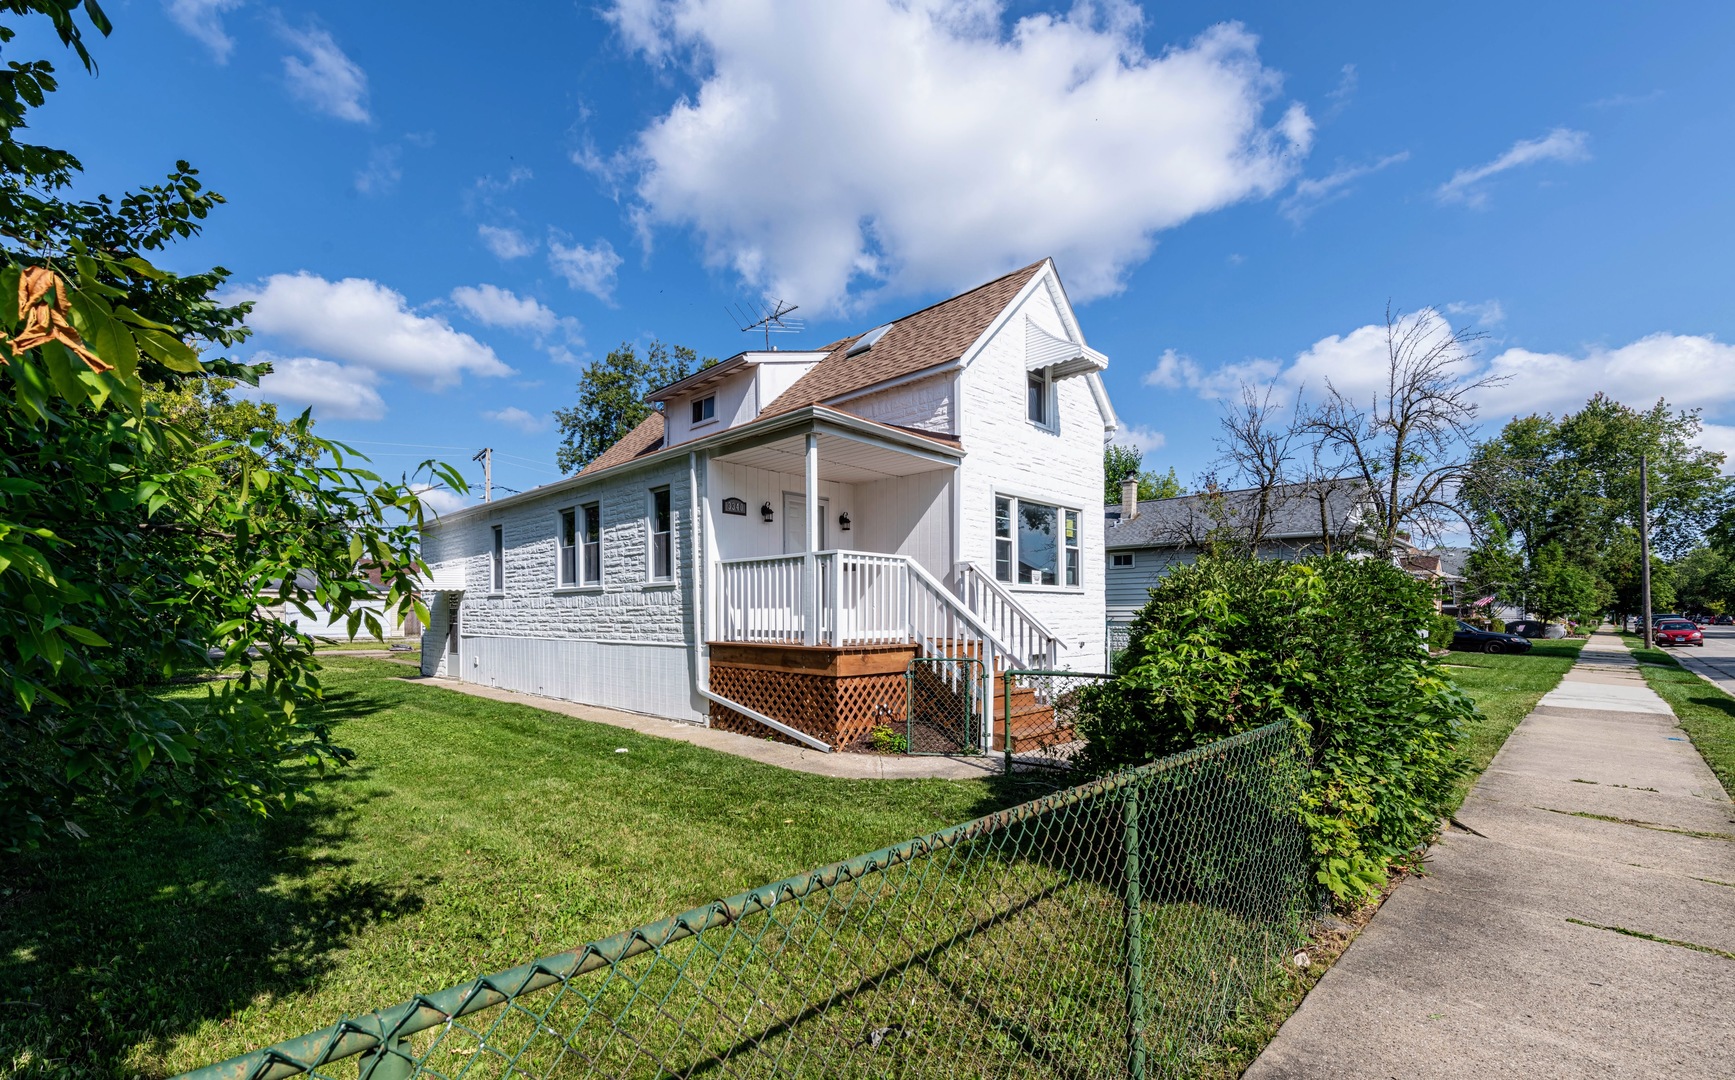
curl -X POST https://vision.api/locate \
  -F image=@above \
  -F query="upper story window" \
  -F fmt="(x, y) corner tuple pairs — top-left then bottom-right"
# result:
(1027, 372), (1053, 428)
(691, 395), (716, 425)
(557, 508), (579, 587)
(1111, 551), (1135, 569)
(490, 525), (504, 593)
(581, 503), (602, 585)
(994, 496), (1080, 588)
(649, 488), (672, 580)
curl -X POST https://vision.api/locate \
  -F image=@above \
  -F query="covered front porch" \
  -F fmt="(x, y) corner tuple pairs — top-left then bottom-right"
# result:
(697, 414), (1061, 753)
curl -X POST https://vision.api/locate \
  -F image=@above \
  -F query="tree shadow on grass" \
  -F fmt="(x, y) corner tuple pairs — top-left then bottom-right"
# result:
(0, 760), (432, 1078)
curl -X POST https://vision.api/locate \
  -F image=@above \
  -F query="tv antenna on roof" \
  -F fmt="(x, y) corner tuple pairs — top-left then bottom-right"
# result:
(727, 297), (803, 350)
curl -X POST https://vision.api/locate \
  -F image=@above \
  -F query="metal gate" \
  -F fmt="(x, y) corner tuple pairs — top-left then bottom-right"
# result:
(904, 656), (985, 754)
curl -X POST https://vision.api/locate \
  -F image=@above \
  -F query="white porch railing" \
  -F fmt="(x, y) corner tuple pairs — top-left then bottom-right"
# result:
(954, 562), (1061, 669)
(716, 550), (1026, 661)
(717, 554), (806, 643)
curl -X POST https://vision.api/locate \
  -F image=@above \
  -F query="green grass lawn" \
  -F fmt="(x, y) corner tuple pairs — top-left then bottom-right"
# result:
(0, 659), (1045, 1077)
(1439, 638), (1586, 811)
(0, 640), (1583, 1078)
(1618, 634), (1735, 799)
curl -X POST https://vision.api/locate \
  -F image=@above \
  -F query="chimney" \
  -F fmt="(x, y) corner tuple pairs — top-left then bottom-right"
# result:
(1120, 477), (1139, 520)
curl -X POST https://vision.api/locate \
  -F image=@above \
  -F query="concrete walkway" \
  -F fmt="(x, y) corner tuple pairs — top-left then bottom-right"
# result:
(395, 675), (1003, 780)
(1247, 631), (1735, 1079)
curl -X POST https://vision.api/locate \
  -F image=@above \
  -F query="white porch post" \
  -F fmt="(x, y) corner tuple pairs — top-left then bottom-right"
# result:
(803, 432), (820, 645)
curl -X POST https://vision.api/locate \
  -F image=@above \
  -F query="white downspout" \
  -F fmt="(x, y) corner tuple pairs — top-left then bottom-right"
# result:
(691, 446), (833, 753)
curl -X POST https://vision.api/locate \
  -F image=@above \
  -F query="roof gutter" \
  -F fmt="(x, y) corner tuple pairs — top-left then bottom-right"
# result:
(426, 406), (964, 530)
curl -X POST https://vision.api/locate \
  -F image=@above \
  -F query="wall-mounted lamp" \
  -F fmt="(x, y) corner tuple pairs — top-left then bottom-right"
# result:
(838, 512), (852, 532)
(760, 501), (775, 523)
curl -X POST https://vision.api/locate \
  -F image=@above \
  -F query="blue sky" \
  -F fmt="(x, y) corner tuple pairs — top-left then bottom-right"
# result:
(21, 1), (1735, 508)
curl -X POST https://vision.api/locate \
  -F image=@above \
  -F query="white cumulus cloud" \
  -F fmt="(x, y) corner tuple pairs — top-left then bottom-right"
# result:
(603, 1), (1311, 312)
(279, 23), (370, 123)
(165, 0), (244, 63)
(1120, 424), (1167, 454)
(244, 355), (386, 420)
(230, 272), (513, 389)
(1435, 128), (1589, 208)
(483, 406), (549, 433)
(413, 483), (469, 517)
(1484, 333), (1735, 418)
(478, 224), (536, 260)
(451, 284), (559, 334)
(1147, 313), (1735, 443)
(548, 235), (623, 302)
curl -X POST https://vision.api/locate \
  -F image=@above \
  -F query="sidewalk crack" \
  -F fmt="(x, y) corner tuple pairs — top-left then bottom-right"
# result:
(1532, 806), (1735, 842)
(1565, 918), (1735, 962)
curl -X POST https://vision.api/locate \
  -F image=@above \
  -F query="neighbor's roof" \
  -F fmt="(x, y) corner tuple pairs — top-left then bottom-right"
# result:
(756, 259), (1049, 419)
(1105, 482), (1368, 550)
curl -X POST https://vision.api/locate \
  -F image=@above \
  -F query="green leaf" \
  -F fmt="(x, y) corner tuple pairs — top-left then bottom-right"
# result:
(135, 327), (202, 373)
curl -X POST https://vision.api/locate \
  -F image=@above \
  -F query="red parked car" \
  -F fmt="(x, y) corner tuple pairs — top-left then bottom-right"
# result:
(1655, 619), (1704, 647)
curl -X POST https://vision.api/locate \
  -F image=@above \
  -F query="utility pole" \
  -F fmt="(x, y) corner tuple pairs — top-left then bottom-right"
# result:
(1639, 452), (1653, 648)
(473, 448), (493, 503)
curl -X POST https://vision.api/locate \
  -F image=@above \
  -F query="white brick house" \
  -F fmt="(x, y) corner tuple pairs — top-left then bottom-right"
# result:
(420, 259), (1119, 752)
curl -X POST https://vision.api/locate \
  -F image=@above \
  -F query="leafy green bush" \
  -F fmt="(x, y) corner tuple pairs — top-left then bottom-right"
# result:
(1078, 554), (1476, 902)
(1491, 617), (1506, 633)
(1431, 614), (1458, 652)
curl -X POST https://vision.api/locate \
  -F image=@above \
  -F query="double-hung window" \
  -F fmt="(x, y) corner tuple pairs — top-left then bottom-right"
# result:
(993, 496), (1080, 588)
(1027, 371), (1054, 428)
(649, 488), (673, 580)
(557, 509), (579, 586)
(580, 503), (602, 585)
(490, 525), (504, 592)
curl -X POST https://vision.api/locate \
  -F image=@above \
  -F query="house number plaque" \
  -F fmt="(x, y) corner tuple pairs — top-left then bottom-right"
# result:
(721, 497), (747, 516)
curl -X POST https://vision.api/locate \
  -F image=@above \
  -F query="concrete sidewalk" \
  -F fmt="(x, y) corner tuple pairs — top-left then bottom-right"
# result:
(394, 675), (1004, 781)
(1247, 631), (1735, 1079)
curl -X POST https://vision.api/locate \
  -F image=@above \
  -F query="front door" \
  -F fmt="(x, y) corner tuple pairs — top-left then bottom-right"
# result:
(782, 493), (829, 553)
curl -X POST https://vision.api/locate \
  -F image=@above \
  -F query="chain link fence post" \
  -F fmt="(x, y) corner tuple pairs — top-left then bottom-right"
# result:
(1123, 781), (1146, 1080)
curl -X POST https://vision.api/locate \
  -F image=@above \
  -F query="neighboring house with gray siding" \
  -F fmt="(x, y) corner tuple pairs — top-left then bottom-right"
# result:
(418, 258), (1119, 754)
(1104, 481), (1370, 624)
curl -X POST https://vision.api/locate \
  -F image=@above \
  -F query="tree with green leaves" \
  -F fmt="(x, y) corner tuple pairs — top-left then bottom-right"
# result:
(1673, 546), (1735, 616)
(554, 340), (713, 474)
(1103, 443), (1184, 505)
(1527, 542), (1607, 624)
(1461, 394), (1727, 620)
(0, 1), (462, 851)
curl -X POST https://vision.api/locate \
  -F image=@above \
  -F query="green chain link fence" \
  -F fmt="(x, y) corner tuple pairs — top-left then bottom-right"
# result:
(179, 721), (1314, 1080)
(1002, 669), (1116, 771)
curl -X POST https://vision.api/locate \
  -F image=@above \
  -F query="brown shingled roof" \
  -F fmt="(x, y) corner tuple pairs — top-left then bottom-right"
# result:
(580, 411), (665, 474)
(758, 259), (1048, 418)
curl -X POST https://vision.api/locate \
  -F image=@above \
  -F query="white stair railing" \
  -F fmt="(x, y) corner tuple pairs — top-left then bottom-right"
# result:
(955, 561), (1061, 668)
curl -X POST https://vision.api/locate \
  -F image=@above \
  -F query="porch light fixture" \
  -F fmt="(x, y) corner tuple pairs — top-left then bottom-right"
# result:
(760, 501), (775, 523)
(838, 512), (852, 531)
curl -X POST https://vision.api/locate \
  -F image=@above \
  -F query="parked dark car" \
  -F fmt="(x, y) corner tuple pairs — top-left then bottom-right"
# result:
(1655, 619), (1704, 647)
(1716, 615), (1734, 626)
(1499, 621), (1554, 638)
(1451, 620), (1534, 655)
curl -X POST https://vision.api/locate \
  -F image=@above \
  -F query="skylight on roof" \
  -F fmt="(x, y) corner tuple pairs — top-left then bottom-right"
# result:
(845, 323), (892, 356)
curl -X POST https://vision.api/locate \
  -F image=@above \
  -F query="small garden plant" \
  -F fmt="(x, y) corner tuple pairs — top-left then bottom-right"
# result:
(868, 725), (910, 754)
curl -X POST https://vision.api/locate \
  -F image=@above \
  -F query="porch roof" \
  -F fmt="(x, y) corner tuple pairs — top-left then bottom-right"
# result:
(425, 405), (960, 528)
(714, 424), (955, 484)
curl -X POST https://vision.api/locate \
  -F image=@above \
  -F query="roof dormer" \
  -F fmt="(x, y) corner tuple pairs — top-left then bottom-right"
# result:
(650, 350), (829, 447)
